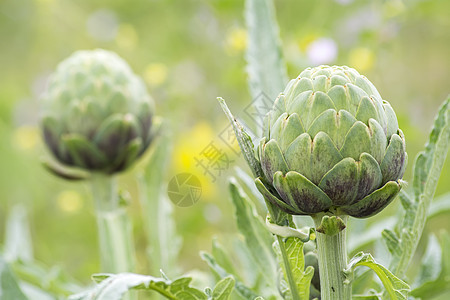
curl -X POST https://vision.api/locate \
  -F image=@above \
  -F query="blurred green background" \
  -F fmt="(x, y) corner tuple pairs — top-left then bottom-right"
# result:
(0, 0), (449, 286)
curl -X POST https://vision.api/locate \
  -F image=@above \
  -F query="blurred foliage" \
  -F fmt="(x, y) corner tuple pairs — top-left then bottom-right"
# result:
(0, 0), (449, 293)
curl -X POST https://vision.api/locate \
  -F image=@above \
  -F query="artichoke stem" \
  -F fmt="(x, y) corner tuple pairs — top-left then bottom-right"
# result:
(313, 215), (351, 300)
(91, 174), (136, 275)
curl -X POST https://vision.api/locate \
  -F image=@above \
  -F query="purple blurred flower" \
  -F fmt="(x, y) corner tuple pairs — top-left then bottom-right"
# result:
(306, 38), (338, 65)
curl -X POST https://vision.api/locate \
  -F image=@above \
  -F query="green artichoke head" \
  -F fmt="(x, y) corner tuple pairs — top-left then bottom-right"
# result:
(256, 65), (407, 218)
(40, 49), (156, 176)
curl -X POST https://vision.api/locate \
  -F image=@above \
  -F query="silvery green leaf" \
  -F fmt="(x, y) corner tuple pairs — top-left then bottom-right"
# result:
(69, 273), (206, 300)
(428, 192), (450, 218)
(414, 234), (441, 287)
(398, 190), (416, 230)
(234, 166), (266, 208)
(0, 256), (28, 300)
(245, 0), (287, 104)
(200, 252), (260, 300)
(381, 229), (402, 258)
(232, 238), (261, 291)
(8, 255), (82, 297)
(211, 238), (241, 282)
(351, 268), (375, 295)
(410, 231), (450, 299)
(273, 238), (313, 300)
(346, 252), (410, 300)
(3, 205), (33, 263)
(138, 127), (182, 276)
(348, 217), (396, 253)
(412, 98), (449, 200)
(211, 276), (235, 300)
(228, 178), (278, 293)
(19, 283), (54, 300)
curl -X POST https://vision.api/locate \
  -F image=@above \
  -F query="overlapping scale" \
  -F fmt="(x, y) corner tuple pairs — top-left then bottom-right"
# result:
(257, 65), (406, 218)
(273, 171), (332, 214)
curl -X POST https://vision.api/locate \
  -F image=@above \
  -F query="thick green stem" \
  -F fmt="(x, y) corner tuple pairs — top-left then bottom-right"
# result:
(313, 215), (351, 300)
(91, 174), (135, 274)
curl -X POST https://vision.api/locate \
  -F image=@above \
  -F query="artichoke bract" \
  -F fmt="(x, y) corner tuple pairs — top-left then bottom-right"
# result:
(41, 49), (155, 175)
(256, 65), (407, 218)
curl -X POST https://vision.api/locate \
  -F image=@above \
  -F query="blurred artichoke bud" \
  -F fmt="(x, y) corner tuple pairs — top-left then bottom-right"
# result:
(256, 65), (407, 218)
(303, 242), (320, 296)
(40, 49), (156, 176)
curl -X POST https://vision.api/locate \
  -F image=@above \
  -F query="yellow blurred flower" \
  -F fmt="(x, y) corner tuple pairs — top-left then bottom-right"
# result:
(226, 28), (247, 54)
(173, 122), (215, 171)
(144, 63), (168, 87)
(13, 126), (40, 151)
(349, 47), (375, 72)
(57, 190), (84, 213)
(172, 122), (219, 199)
(115, 23), (139, 50)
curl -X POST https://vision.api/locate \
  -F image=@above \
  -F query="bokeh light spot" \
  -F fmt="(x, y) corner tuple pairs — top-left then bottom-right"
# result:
(144, 63), (168, 87)
(349, 47), (375, 72)
(226, 28), (247, 54)
(116, 23), (139, 50)
(13, 126), (39, 150)
(86, 9), (118, 42)
(57, 190), (84, 213)
(203, 204), (222, 224)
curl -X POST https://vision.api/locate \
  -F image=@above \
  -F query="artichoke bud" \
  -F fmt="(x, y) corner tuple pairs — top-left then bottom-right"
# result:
(303, 241), (320, 294)
(40, 49), (156, 176)
(256, 66), (407, 218)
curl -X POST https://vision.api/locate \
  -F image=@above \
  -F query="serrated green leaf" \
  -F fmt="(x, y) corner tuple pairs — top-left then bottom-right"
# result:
(217, 98), (262, 179)
(211, 238), (241, 282)
(346, 252), (410, 300)
(228, 178), (278, 292)
(352, 293), (381, 299)
(218, 98), (289, 226)
(245, 0), (287, 104)
(69, 273), (206, 300)
(211, 276), (235, 300)
(0, 255), (28, 300)
(12, 259), (81, 297)
(390, 98), (450, 278)
(273, 237), (313, 300)
(200, 252), (260, 300)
